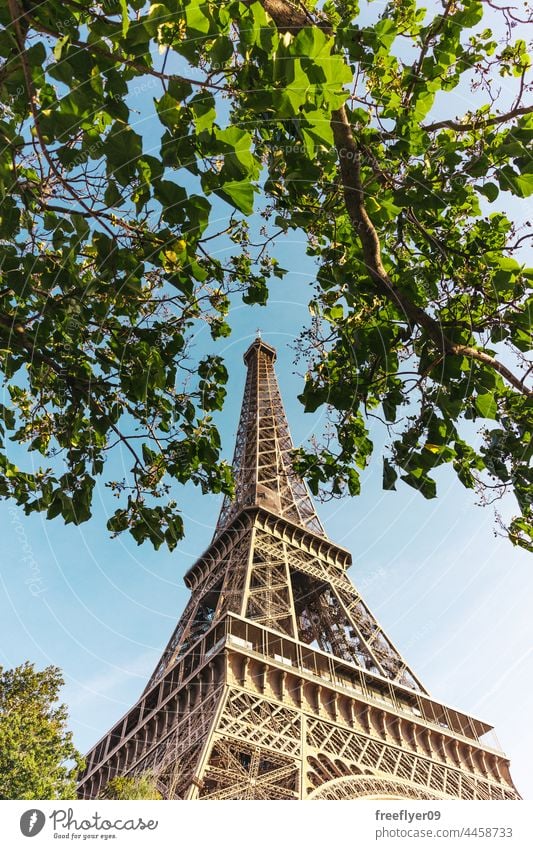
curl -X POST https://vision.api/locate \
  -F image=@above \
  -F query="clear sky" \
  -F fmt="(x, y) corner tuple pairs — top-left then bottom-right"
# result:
(1, 251), (532, 798)
(1, 0), (531, 802)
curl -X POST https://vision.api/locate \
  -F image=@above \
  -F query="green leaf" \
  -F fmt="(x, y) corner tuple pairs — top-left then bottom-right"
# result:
(215, 126), (257, 178)
(497, 167), (533, 197)
(155, 92), (182, 129)
(103, 122), (143, 183)
(412, 90), (435, 121)
(103, 180), (124, 207)
(185, 3), (211, 35)
(475, 391), (498, 419)
(292, 27), (330, 58)
(374, 19), (397, 50)
(153, 179), (187, 225)
(478, 182), (499, 202)
(119, 0), (130, 38)
(383, 458), (397, 490)
(214, 180), (255, 214)
(400, 470), (437, 499)
(190, 92), (216, 134)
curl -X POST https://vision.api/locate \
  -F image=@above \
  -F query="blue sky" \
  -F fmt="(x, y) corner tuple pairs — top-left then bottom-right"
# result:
(1, 251), (532, 798)
(1, 0), (532, 801)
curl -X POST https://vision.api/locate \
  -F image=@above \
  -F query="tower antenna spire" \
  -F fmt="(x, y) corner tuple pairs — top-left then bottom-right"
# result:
(215, 336), (324, 537)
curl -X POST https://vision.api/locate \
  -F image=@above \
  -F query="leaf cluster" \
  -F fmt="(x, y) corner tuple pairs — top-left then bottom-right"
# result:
(0, 662), (83, 799)
(0, 0), (531, 549)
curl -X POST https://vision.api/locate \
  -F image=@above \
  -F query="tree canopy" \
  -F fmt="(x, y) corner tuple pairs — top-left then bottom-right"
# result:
(0, 0), (531, 551)
(0, 662), (83, 799)
(101, 773), (162, 799)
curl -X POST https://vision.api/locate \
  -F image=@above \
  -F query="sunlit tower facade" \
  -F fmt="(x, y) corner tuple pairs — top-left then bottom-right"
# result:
(78, 338), (519, 800)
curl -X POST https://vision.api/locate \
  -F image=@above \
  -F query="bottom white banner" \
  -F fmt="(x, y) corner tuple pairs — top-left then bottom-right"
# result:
(1, 800), (531, 849)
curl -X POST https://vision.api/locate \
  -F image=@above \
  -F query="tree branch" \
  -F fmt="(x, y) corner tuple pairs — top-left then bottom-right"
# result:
(257, 0), (532, 398)
(8, 0), (117, 238)
(333, 106), (532, 396)
(423, 104), (533, 133)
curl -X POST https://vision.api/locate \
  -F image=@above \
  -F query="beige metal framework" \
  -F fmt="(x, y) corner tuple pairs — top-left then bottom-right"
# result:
(77, 338), (520, 800)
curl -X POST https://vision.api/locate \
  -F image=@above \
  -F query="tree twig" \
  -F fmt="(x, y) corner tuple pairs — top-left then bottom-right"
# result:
(423, 104), (533, 133)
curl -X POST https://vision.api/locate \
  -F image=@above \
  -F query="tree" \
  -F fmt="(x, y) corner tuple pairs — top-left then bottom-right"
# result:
(101, 773), (162, 799)
(0, 0), (531, 551)
(0, 662), (83, 799)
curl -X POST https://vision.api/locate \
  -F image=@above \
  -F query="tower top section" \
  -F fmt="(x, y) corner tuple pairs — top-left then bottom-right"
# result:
(215, 338), (326, 538)
(243, 336), (277, 364)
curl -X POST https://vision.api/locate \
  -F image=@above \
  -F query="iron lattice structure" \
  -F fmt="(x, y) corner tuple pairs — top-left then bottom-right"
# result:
(78, 339), (520, 800)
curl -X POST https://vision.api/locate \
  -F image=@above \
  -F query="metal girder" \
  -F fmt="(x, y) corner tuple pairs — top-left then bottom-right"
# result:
(215, 338), (325, 538)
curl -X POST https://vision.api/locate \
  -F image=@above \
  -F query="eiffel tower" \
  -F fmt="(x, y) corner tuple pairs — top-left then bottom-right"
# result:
(77, 338), (520, 800)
